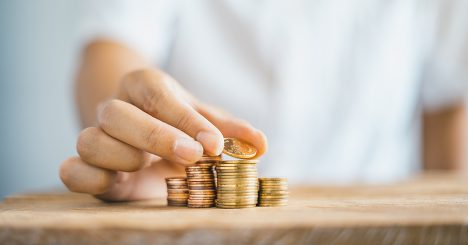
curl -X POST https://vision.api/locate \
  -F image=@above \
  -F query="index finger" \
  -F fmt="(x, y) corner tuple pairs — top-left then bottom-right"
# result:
(116, 69), (224, 156)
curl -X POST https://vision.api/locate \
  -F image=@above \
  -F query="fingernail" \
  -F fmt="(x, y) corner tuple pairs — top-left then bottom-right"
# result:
(196, 131), (223, 155)
(173, 138), (203, 162)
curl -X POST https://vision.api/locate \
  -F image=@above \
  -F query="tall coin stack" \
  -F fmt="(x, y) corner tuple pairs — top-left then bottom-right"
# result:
(185, 156), (218, 208)
(258, 178), (288, 207)
(215, 160), (259, 209)
(165, 177), (189, 207)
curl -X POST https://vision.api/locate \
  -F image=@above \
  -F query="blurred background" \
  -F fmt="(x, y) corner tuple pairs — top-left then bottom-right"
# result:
(0, 1), (81, 199)
(1, 1), (467, 200)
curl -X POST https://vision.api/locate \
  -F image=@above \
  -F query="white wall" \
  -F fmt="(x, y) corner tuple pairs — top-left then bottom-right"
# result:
(0, 1), (81, 198)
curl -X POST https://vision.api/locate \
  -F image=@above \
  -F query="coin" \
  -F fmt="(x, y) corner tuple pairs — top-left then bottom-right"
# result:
(185, 158), (217, 208)
(216, 204), (257, 209)
(222, 138), (257, 159)
(199, 155), (221, 162)
(217, 160), (259, 165)
(257, 178), (288, 207)
(166, 177), (189, 207)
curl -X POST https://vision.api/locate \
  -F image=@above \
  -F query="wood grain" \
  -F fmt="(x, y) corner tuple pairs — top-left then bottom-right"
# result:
(1, 171), (468, 244)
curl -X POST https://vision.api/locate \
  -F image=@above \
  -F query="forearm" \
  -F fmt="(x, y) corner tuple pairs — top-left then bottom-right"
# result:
(75, 39), (149, 128)
(422, 103), (468, 172)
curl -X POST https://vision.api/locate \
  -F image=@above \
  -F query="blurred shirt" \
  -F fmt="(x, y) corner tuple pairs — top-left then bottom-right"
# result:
(79, 0), (468, 183)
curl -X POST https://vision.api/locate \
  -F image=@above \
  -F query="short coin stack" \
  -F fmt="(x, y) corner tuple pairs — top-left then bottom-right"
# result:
(258, 178), (289, 207)
(215, 160), (259, 209)
(185, 160), (217, 208)
(165, 177), (189, 207)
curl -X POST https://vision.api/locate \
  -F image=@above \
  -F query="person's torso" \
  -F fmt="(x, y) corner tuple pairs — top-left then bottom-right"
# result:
(163, 0), (432, 183)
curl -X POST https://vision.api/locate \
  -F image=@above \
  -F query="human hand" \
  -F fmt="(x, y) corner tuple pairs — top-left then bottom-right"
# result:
(60, 68), (267, 201)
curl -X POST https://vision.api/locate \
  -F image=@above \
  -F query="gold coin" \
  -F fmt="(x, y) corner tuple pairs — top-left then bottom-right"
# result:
(217, 197), (258, 201)
(186, 173), (213, 176)
(167, 198), (189, 202)
(217, 176), (257, 180)
(216, 189), (258, 192)
(188, 187), (216, 190)
(165, 176), (187, 180)
(216, 170), (258, 174)
(187, 178), (215, 181)
(217, 183), (258, 187)
(217, 199), (257, 202)
(217, 184), (258, 188)
(194, 163), (215, 167)
(189, 191), (216, 195)
(200, 155), (221, 161)
(217, 192), (258, 196)
(186, 166), (213, 170)
(216, 163), (258, 167)
(222, 138), (257, 159)
(216, 204), (257, 209)
(217, 189), (258, 192)
(167, 192), (189, 196)
(259, 178), (288, 182)
(187, 205), (214, 208)
(189, 200), (216, 204)
(217, 179), (258, 183)
(217, 177), (258, 180)
(189, 199), (216, 203)
(217, 183), (258, 186)
(185, 169), (213, 172)
(217, 159), (259, 165)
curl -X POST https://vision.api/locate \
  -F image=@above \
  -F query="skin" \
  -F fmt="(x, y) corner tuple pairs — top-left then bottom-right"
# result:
(423, 103), (468, 172)
(60, 40), (268, 201)
(60, 39), (467, 201)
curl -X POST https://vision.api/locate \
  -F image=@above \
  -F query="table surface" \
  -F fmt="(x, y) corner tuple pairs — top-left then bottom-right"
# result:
(1, 172), (468, 245)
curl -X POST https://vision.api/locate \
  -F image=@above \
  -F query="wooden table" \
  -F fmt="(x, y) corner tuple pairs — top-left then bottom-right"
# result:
(1, 172), (467, 244)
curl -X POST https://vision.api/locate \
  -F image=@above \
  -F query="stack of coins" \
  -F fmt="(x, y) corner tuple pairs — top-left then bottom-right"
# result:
(215, 160), (259, 209)
(258, 178), (288, 207)
(185, 163), (217, 208)
(165, 177), (189, 206)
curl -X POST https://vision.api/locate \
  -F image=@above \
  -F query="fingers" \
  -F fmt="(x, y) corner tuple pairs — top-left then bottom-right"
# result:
(60, 157), (116, 195)
(117, 69), (224, 155)
(77, 127), (151, 172)
(98, 99), (203, 164)
(197, 104), (268, 158)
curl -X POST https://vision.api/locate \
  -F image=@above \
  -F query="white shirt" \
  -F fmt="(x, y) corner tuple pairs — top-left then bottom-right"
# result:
(79, 0), (468, 184)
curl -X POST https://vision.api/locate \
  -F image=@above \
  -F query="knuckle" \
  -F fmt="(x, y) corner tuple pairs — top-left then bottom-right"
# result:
(139, 71), (171, 115)
(175, 112), (195, 131)
(141, 85), (170, 115)
(145, 126), (163, 152)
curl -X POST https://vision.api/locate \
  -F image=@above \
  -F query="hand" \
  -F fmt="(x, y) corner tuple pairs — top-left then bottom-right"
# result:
(60, 69), (267, 201)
